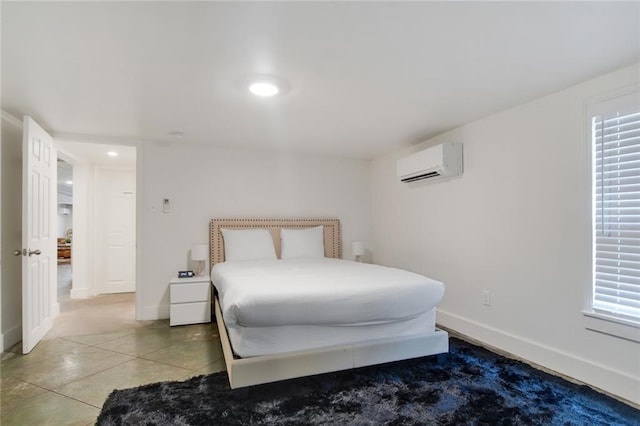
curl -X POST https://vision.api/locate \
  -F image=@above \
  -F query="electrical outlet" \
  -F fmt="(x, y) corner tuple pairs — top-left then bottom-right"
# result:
(482, 290), (491, 307)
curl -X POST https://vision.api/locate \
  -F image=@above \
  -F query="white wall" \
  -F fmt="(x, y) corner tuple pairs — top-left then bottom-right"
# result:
(137, 143), (372, 320)
(57, 208), (73, 238)
(371, 64), (640, 404)
(68, 162), (94, 299)
(1, 113), (23, 351)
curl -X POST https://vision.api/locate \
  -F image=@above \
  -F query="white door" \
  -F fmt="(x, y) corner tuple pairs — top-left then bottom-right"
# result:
(95, 169), (136, 294)
(22, 116), (56, 354)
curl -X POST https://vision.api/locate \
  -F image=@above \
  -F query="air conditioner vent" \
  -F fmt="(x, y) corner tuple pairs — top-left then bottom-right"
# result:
(400, 171), (441, 183)
(397, 142), (462, 183)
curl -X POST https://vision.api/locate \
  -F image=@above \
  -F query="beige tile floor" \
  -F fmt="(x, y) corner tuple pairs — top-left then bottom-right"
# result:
(0, 292), (225, 425)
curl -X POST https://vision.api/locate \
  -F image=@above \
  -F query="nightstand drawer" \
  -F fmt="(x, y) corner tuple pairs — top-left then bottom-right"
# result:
(170, 301), (211, 326)
(170, 282), (210, 303)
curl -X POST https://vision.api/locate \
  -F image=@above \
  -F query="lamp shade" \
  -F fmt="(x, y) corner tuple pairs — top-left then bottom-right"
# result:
(352, 241), (365, 257)
(191, 244), (208, 261)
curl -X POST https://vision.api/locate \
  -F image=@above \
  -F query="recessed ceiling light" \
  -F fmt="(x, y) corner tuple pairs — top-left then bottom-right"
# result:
(107, 151), (118, 157)
(66, 181), (73, 185)
(249, 81), (280, 97)
(238, 75), (289, 97)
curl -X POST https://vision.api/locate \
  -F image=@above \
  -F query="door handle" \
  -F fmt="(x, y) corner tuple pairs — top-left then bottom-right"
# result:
(13, 249), (23, 256)
(28, 249), (41, 256)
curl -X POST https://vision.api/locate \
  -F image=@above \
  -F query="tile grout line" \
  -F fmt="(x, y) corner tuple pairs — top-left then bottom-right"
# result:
(3, 341), (136, 392)
(137, 352), (225, 373)
(58, 330), (138, 347)
(51, 355), (138, 393)
(2, 300), (224, 421)
(48, 341), (221, 406)
(47, 388), (104, 410)
(1, 293), (189, 424)
(0, 378), (53, 418)
(90, 342), (178, 358)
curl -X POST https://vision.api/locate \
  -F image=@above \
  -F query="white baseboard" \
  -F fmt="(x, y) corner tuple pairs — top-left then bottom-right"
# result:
(51, 302), (60, 318)
(1, 324), (22, 353)
(70, 287), (91, 299)
(437, 309), (640, 406)
(138, 304), (169, 321)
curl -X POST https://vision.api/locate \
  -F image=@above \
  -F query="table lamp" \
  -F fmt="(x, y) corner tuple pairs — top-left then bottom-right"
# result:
(191, 244), (208, 276)
(352, 241), (365, 262)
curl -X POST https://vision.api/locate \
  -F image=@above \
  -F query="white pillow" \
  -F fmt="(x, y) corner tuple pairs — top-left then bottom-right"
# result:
(220, 228), (277, 262)
(281, 226), (325, 259)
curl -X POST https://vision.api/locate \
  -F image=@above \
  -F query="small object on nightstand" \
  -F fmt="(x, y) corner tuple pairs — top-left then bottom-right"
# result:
(352, 241), (365, 262)
(191, 244), (208, 276)
(170, 275), (211, 326)
(178, 270), (195, 278)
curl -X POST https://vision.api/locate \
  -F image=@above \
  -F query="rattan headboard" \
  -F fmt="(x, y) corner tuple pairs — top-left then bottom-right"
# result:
(209, 218), (342, 267)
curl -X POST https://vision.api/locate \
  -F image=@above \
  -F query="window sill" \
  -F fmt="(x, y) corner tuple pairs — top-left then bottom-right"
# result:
(583, 311), (640, 343)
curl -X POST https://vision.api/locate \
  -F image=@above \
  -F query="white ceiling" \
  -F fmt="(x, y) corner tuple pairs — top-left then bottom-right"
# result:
(57, 140), (137, 169)
(2, 2), (639, 159)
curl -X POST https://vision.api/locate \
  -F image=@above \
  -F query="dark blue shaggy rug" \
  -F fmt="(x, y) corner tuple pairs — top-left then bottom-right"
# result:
(97, 337), (639, 425)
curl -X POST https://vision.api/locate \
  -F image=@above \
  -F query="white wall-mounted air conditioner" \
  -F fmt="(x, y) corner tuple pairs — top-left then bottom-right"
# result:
(396, 142), (463, 183)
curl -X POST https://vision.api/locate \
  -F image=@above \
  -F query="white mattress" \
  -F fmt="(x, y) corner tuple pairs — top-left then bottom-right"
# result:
(226, 308), (438, 357)
(212, 258), (445, 328)
(212, 258), (445, 358)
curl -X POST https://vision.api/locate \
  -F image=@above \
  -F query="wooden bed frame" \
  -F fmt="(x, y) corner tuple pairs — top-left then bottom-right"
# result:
(209, 218), (449, 389)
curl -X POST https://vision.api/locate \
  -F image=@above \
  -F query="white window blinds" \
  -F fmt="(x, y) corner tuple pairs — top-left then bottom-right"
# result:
(592, 96), (640, 321)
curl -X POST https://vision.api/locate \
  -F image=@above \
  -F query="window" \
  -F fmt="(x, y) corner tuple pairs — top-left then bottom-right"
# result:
(588, 90), (640, 335)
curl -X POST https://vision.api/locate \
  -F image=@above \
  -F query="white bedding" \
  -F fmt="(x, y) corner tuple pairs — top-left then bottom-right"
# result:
(212, 258), (445, 328)
(226, 309), (437, 357)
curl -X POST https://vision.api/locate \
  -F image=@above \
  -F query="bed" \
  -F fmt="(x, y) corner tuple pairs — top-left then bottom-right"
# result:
(210, 218), (449, 389)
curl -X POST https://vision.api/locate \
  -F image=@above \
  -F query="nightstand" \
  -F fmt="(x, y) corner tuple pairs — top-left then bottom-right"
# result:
(169, 275), (211, 326)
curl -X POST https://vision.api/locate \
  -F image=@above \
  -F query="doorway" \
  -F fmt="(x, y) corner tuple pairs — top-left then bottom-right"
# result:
(55, 141), (137, 326)
(56, 158), (74, 310)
